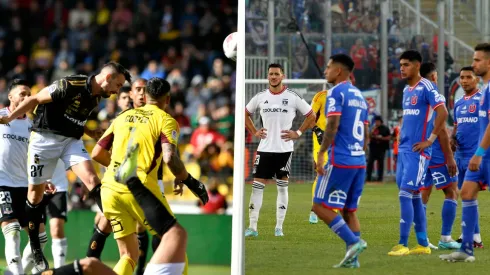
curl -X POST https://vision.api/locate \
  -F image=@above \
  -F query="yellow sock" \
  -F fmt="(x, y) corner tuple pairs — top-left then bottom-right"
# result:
(113, 255), (136, 275)
(182, 253), (189, 275)
(312, 176), (318, 207)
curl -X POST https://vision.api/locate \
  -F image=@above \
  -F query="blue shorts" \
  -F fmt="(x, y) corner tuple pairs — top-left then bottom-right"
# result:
(456, 157), (469, 190)
(396, 152), (430, 191)
(313, 163), (365, 212)
(463, 160), (490, 190)
(421, 164), (457, 190)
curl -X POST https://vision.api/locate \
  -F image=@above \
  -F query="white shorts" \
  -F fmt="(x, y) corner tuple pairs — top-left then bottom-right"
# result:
(144, 263), (185, 275)
(28, 131), (90, 185)
(46, 159), (69, 192)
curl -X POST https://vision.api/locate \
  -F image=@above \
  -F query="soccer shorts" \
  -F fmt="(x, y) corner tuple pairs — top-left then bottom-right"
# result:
(463, 160), (490, 190)
(456, 157), (469, 190)
(312, 135), (328, 165)
(313, 163), (365, 212)
(27, 131), (90, 185)
(0, 186), (28, 227)
(396, 152), (429, 191)
(253, 151), (292, 179)
(421, 164), (457, 190)
(43, 192), (68, 223)
(101, 185), (175, 239)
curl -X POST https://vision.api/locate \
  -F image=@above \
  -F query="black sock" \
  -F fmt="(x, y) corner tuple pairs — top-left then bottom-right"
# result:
(151, 235), (161, 253)
(25, 200), (43, 251)
(86, 225), (110, 258)
(126, 177), (176, 235)
(136, 231), (149, 275)
(34, 259), (84, 275)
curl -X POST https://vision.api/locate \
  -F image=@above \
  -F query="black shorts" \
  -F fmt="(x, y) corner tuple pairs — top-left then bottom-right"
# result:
(0, 186), (28, 227)
(253, 151), (293, 179)
(43, 192), (68, 222)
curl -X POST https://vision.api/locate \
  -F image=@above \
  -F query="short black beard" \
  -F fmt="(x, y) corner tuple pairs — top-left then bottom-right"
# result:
(269, 82), (281, 88)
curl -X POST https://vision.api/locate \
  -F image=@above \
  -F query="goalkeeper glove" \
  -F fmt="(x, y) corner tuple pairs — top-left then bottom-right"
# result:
(182, 174), (209, 205)
(312, 126), (324, 145)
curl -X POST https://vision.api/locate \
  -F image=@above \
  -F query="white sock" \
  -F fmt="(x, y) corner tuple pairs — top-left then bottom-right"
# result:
(2, 222), (22, 275)
(144, 262), (185, 275)
(440, 235), (452, 242)
(22, 231), (48, 272)
(276, 180), (289, 230)
(52, 238), (68, 268)
(474, 233), (482, 243)
(249, 181), (265, 231)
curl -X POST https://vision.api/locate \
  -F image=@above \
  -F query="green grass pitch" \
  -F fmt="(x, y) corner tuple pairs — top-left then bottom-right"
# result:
(245, 183), (490, 275)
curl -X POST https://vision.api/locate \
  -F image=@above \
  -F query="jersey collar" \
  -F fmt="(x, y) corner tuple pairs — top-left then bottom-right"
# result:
(464, 89), (480, 100)
(85, 75), (95, 97)
(269, 85), (287, 95)
(407, 78), (422, 91)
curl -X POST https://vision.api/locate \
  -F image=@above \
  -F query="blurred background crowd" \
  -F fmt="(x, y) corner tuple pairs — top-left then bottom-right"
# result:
(0, 0), (237, 213)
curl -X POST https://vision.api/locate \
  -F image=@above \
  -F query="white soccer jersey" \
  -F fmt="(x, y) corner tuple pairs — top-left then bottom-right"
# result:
(0, 107), (31, 188)
(48, 159), (69, 192)
(246, 87), (313, 152)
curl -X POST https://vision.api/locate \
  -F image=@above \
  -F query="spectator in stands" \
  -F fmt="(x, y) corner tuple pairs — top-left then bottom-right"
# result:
(350, 38), (368, 89)
(367, 116), (391, 182)
(68, 1), (92, 30)
(199, 179), (228, 214)
(117, 88), (131, 113)
(140, 60), (166, 80)
(190, 117), (226, 158)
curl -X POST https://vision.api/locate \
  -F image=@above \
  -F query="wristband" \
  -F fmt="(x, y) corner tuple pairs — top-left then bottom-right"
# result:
(296, 130), (302, 137)
(475, 146), (486, 157)
(427, 133), (437, 143)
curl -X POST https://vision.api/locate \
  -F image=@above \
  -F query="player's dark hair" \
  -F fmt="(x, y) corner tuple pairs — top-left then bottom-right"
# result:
(268, 63), (284, 73)
(117, 86), (130, 99)
(474, 43), (490, 55)
(7, 79), (29, 93)
(399, 50), (422, 63)
(420, 62), (436, 78)
(102, 61), (132, 83)
(132, 78), (148, 85)
(460, 66), (475, 73)
(329, 54), (355, 72)
(146, 77), (171, 100)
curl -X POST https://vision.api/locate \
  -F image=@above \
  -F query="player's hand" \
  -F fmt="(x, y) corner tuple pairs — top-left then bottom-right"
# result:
(254, 128), (267, 139)
(316, 153), (326, 175)
(412, 140), (432, 153)
(312, 126), (324, 144)
(446, 157), (457, 177)
(44, 182), (57, 194)
(173, 180), (184, 196)
(182, 174), (209, 205)
(281, 130), (300, 142)
(469, 155), (482, 172)
(0, 116), (10, 124)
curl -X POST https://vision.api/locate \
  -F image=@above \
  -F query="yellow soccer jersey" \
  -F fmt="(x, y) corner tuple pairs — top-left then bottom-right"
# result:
(98, 104), (180, 195)
(311, 90), (328, 164)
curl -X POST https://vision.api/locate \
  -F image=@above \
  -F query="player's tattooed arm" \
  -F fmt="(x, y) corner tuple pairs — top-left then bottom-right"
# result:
(319, 115), (340, 154)
(162, 143), (189, 181)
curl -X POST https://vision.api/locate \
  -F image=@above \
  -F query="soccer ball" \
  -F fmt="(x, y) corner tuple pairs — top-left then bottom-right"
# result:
(223, 32), (238, 61)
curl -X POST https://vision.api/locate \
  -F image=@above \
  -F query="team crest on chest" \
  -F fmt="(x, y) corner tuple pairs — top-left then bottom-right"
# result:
(469, 103), (477, 113)
(411, 95), (418, 105)
(282, 98), (288, 106)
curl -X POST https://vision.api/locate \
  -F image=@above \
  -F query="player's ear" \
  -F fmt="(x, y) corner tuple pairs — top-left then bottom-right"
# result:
(105, 73), (112, 82)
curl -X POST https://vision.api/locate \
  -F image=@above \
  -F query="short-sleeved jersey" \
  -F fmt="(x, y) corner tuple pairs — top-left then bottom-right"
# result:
(98, 104), (180, 195)
(326, 81), (369, 167)
(32, 75), (101, 139)
(0, 107), (31, 187)
(454, 90), (482, 159)
(478, 82), (490, 159)
(399, 78), (446, 158)
(246, 86), (313, 152)
(311, 90), (327, 131)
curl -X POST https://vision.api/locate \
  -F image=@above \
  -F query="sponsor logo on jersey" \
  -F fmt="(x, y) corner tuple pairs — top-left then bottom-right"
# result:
(264, 100), (268, 104)
(2, 134), (29, 143)
(469, 104), (477, 113)
(479, 110), (486, 117)
(34, 154), (40, 165)
(282, 98), (288, 106)
(63, 114), (87, 126)
(262, 108), (286, 113)
(403, 109), (420, 116)
(411, 95), (418, 105)
(457, 117), (478, 124)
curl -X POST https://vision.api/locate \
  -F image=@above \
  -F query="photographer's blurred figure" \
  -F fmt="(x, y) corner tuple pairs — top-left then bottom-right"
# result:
(367, 116), (391, 182)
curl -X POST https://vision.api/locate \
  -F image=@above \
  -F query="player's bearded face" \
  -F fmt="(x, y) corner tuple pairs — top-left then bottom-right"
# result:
(101, 73), (126, 98)
(8, 86), (31, 106)
(268, 68), (284, 87)
(472, 51), (489, 77)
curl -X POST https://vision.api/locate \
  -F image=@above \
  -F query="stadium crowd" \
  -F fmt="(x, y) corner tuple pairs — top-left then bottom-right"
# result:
(0, 0), (237, 211)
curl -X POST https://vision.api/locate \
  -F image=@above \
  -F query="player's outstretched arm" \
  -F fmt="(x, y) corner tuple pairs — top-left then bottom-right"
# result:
(162, 143), (209, 204)
(0, 86), (53, 124)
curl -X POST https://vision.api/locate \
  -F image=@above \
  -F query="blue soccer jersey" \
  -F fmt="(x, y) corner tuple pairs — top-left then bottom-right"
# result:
(399, 78), (446, 158)
(325, 81), (369, 167)
(478, 83), (490, 159)
(428, 94), (448, 166)
(454, 90), (482, 159)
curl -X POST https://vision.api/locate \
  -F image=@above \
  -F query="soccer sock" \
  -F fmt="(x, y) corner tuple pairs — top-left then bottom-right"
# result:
(249, 181), (264, 231)
(474, 209), (481, 243)
(460, 200), (478, 255)
(276, 180), (289, 230)
(23, 232), (48, 272)
(441, 199), (457, 241)
(86, 225), (110, 258)
(152, 235), (161, 252)
(33, 259), (83, 275)
(136, 231), (149, 275)
(398, 190), (413, 246)
(412, 193), (428, 247)
(25, 200), (43, 251)
(2, 222), (22, 274)
(312, 176), (318, 207)
(52, 238), (68, 268)
(329, 215), (358, 246)
(113, 255), (136, 275)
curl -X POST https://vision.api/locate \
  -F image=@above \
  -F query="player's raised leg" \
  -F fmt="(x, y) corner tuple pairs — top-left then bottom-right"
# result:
(86, 212), (112, 258)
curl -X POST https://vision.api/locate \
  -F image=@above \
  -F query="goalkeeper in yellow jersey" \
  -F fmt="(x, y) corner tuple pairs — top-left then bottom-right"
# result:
(309, 90), (329, 224)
